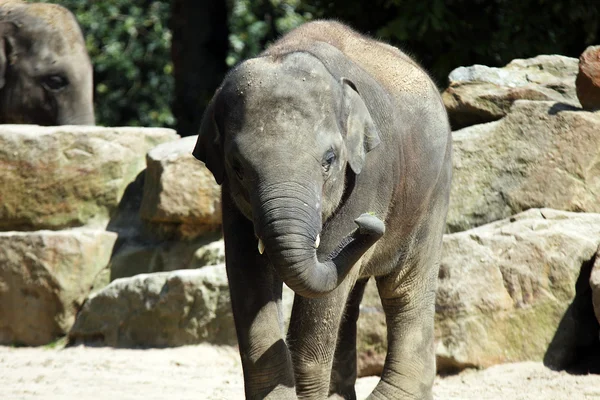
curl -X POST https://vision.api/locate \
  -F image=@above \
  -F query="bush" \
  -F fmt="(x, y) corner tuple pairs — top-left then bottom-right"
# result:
(227, 0), (314, 66)
(43, 0), (600, 127)
(47, 0), (309, 128)
(42, 0), (175, 128)
(305, 0), (600, 86)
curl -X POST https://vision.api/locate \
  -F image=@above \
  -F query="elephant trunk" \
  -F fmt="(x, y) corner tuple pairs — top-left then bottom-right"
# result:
(57, 83), (96, 125)
(254, 181), (384, 299)
(58, 108), (95, 126)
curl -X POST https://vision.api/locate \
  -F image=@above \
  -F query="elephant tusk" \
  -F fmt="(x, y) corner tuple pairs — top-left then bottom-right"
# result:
(258, 238), (265, 255)
(315, 234), (320, 249)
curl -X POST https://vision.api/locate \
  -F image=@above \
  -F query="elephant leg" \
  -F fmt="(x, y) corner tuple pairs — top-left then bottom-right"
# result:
(329, 278), (369, 399)
(222, 191), (296, 399)
(288, 275), (356, 399)
(368, 224), (444, 400)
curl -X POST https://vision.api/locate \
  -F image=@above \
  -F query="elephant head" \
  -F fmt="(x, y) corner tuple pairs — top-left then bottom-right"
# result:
(0, 1), (94, 125)
(193, 52), (385, 298)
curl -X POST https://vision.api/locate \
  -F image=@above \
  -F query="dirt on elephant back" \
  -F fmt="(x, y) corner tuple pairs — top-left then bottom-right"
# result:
(0, 344), (599, 400)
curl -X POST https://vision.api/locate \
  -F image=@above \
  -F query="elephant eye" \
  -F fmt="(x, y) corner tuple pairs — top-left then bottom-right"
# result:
(41, 74), (69, 91)
(322, 149), (336, 173)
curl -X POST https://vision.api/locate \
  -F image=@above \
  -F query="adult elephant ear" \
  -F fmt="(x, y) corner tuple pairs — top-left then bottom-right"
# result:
(0, 21), (17, 90)
(340, 77), (381, 174)
(192, 90), (225, 184)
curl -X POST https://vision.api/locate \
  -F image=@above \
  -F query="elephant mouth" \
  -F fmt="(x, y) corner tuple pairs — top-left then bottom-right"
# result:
(254, 166), (357, 257)
(250, 172), (383, 298)
(257, 235), (320, 255)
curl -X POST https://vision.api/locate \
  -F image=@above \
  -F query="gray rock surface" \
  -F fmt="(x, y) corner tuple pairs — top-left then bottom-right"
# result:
(70, 264), (297, 348)
(140, 136), (221, 240)
(109, 235), (225, 281)
(357, 209), (600, 374)
(69, 266), (235, 347)
(449, 100), (600, 233)
(0, 229), (117, 345)
(443, 55), (579, 128)
(436, 208), (600, 372)
(0, 125), (179, 231)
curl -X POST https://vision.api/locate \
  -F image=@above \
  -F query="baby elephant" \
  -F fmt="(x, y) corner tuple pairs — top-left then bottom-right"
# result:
(0, 1), (94, 125)
(194, 20), (452, 399)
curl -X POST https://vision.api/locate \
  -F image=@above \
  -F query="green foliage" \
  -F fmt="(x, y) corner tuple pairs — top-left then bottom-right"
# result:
(305, 0), (600, 86)
(227, 0), (600, 86)
(40, 0), (174, 127)
(36, 0), (600, 127)
(227, 0), (316, 66)
(43, 336), (68, 350)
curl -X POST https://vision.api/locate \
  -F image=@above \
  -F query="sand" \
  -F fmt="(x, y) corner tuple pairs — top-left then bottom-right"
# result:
(1, 344), (599, 400)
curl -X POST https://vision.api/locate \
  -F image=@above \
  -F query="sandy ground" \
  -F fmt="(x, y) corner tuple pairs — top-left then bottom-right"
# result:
(1, 344), (600, 400)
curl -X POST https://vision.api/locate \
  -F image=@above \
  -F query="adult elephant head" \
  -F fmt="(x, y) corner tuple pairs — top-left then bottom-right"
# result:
(0, 1), (94, 125)
(193, 52), (385, 298)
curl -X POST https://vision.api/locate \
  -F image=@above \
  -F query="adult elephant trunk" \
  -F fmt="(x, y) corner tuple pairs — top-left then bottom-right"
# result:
(58, 84), (96, 125)
(253, 181), (384, 299)
(59, 114), (95, 126)
(58, 106), (95, 126)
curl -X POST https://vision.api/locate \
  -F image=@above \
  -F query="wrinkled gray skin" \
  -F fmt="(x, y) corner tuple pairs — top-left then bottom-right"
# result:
(0, 1), (94, 125)
(194, 21), (452, 400)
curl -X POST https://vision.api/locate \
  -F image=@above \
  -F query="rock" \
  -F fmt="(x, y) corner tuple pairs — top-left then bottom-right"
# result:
(443, 55), (579, 129)
(0, 125), (179, 231)
(357, 279), (386, 377)
(0, 229), (118, 346)
(436, 208), (600, 372)
(109, 235), (225, 281)
(543, 244), (600, 373)
(69, 266), (236, 347)
(140, 136), (221, 240)
(71, 263), (295, 348)
(576, 45), (600, 110)
(109, 242), (156, 281)
(449, 100), (600, 233)
(194, 239), (226, 267)
(357, 349), (386, 378)
(589, 246), (600, 327)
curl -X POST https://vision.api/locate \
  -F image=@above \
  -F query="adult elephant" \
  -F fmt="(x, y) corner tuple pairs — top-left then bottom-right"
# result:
(0, 1), (94, 125)
(194, 20), (452, 400)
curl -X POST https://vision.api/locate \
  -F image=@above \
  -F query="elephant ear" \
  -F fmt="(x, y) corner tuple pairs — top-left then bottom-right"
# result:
(192, 91), (225, 185)
(340, 77), (381, 175)
(0, 21), (17, 90)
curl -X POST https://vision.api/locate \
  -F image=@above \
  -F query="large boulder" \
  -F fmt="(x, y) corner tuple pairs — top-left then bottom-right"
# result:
(358, 210), (600, 374)
(69, 266), (235, 347)
(109, 135), (224, 281)
(70, 264), (295, 348)
(543, 243), (600, 373)
(0, 229), (117, 346)
(109, 235), (225, 281)
(443, 55), (579, 129)
(436, 208), (600, 372)
(0, 125), (179, 231)
(140, 135), (221, 240)
(449, 100), (600, 233)
(576, 45), (600, 110)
